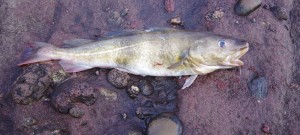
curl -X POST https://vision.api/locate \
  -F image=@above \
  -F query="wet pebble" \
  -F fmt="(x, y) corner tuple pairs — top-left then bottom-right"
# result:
(249, 77), (268, 99)
(147, 113), (182, 135)
(69, 107), (85, 118)
(51, 92), (73, 114)
(139, 80), (153, 96)
(212, 10), (224, 19)
(234, 0), (262, 16)
(127, 85), (140, 99)
(51, 70), (68, 85)
(107, 69), (130, 88)
(12, 65), (52, 105)
(251, 18), (256, 23)
(270, 6), (288, 20)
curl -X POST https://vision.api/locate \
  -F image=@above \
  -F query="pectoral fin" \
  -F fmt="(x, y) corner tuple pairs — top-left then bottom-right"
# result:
(58, 60), (92, 73)
(181, 75), (198, 89)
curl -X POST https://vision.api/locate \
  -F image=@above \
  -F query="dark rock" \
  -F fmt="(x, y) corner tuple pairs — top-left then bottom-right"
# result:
(107, 69), (130, 88)
(12, 65), (52, 105)
(69, 107), (85, 118)
(139, 80), (153, 96)
(51, 70), (68, 86)
(120, 8), (129, 17)
(147, 113), (182, 135)
(249, 77), (268, 99)
(126, 85), (140, 99)
(234, 0), (262, 16)
(270, 6), (288, 20)
(136, 107), (158, 119)
(51, 92), (73, 114)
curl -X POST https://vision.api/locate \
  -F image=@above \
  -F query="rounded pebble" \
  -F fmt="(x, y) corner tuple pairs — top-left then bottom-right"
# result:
(234, 0), (262, 16)
(147, 113), (182, 135)
(270, 6), (288, 20)
(107, 69), (130, 88)
(139, 80), (153, 96)
(69, 107), (85, 118)
(127, 85), (140, 98)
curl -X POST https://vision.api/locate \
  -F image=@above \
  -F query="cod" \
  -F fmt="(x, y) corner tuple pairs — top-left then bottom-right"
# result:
(18, 28), (249, 89)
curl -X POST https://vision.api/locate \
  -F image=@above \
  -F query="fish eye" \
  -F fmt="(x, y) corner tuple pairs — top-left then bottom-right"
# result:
(218, 40), (226, 48)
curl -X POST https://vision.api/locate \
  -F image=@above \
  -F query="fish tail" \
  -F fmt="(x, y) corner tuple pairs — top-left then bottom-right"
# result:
(18, 42), (58, 66)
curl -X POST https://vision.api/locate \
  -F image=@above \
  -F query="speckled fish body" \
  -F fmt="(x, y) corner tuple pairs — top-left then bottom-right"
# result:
(18, 28), (249, 89)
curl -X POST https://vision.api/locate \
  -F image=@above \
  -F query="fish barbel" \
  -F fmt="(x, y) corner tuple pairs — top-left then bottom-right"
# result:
(18, 28), (249, 89)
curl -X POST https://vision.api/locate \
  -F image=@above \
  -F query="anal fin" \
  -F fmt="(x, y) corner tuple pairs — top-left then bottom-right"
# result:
(58, 60), (92, 73)
(181, 75), (198, 89)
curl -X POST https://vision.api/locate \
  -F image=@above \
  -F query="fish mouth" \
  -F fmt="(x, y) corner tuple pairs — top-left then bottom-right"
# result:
(224, 43), (249, 66)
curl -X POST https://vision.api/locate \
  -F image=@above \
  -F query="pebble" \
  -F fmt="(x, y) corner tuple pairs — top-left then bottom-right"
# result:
(99, 88), (117, 101)
(249, 77), (268, 99)
(51, 70), (68, 85)
(170, 17), (182, 25)
(107, 69), (130, 88)
(22, 117), (37, 128)
(234, 0), (262, 16)
(69, 107), (85, 118)
(12, 64), (52, 105)
(270, 6), (288, 20)
(139, 80), (153, 96)
(251, 18), (256, 23)
(165, 0), (175, 12)
(261, 123), (272, 134)
(212, 10), (224, 19)
(147, 113), (182, 135)
(126, 85), (140, 98)
(120, 8), (129, 17)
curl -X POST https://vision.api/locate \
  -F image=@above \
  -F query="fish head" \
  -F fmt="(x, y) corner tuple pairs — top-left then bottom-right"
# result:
(189, 34), (249, 67)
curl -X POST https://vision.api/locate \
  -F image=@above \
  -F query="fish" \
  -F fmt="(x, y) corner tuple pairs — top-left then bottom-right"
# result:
(18, 28), (249, 89)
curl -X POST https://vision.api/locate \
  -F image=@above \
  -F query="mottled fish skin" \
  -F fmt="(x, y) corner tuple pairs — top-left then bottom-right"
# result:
(18, 28), (249, 89)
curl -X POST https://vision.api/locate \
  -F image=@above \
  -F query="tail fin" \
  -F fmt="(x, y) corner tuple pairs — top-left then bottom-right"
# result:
(18, 42), (57, 66)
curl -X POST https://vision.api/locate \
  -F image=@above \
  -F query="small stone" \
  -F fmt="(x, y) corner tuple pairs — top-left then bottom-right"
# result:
(127, 85), (140, 98)
(270, 6), (288, 20)
(165, 0), (175, 12)
(147, 113), (182, 135)
(69, 107), (85, 118)
(212, 10), (224, 19)
(139, 80), (153, 96)
(120, 8), (129, 17)
(22, 117), (37, 128)
(170, 17), (182, 25)
(95, 70), (100, 76)
(70, 82), (97, 106)
(249, 77), (268, 99)
(107, 69), (130, 88)
(235, 20), (240, 24)
(99, 88), (117, 101)
(251, 18), (256, 23)
(261, 123), (272, 134)
(121, 113), (127, 120)
(234, 0), (262, 16)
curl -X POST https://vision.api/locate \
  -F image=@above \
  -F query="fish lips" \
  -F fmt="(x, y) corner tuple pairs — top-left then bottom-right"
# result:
(224, 42), (249, 66)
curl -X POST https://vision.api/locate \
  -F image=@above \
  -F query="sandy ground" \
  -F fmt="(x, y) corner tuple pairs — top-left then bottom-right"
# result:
(0, 0), (299, 134)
